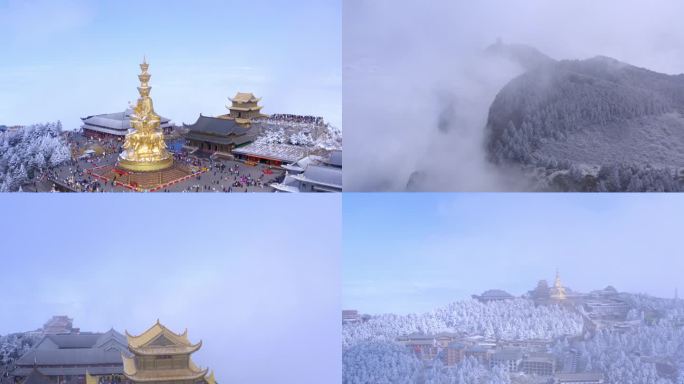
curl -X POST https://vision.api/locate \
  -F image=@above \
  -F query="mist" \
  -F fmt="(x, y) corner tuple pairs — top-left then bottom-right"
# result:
(0, 194), (341, 384)
(343, 193), (684, 315)
(343, 0), (684, 191)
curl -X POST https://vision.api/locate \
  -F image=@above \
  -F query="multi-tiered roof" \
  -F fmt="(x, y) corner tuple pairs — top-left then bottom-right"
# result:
(223, 92), (267, 124)
(122, 321), (214, 384)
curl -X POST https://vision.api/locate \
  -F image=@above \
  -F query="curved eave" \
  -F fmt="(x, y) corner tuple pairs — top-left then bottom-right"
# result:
(123, 369), (209, 382)
(122, 354), (137, 377)
(227, 105), (263, 112)
(229, 97), (261, 103)
(205, 371), (216, 384)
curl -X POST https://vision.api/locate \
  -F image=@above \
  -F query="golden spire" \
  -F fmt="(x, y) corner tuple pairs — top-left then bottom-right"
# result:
(551, 269), (566, 300)
(118, 57), (173, 172)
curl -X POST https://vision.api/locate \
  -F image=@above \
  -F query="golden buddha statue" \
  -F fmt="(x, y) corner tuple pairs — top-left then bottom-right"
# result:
(550, 270), (567, 300)
(118, 58), (173, 172)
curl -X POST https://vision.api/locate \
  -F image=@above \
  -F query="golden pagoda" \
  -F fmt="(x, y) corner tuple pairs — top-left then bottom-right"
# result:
(550, 270), (567, 300)
(122, 320), (214, 384)
(118, 58), (173, 172)
(219, 92), (267, 125)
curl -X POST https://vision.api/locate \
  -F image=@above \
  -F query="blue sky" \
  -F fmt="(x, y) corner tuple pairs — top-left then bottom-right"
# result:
(0, 194), (341, 384)
(344, 193), (684, 315)
(0, 0), (341, 129)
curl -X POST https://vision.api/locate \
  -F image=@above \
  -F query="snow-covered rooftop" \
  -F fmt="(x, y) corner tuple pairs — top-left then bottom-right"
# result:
(233, 142), (307, 163)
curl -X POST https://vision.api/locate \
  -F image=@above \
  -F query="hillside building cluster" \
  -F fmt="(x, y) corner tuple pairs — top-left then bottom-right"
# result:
(345, 272), (655, 384)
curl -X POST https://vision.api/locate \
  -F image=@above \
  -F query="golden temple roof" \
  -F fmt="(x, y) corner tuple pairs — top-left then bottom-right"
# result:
(125, 320), (200, 352)
(230, 92), (261, 103)
(122, 321), (213, 383)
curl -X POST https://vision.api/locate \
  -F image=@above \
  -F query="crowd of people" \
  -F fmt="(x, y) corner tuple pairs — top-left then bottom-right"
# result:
(61, 173), (104, 192)
(96, 375), (123, 384)
(30, 132), (287, 192)
(260, 114), (326, 126)
(47, 136), (120, 192)
(176, 159), (280, 192)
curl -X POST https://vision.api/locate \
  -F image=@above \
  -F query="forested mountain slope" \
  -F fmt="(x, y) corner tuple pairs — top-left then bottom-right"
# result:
(486, 55), (684, 191)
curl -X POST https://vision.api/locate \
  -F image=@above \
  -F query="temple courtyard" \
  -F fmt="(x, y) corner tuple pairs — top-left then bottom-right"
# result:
(24, 135), (284, 192)
(10, 59), (341, 193)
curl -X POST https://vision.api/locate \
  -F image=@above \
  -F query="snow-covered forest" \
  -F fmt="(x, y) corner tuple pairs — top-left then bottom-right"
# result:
(343, 299), (583, 349)
(343, 341), (422, 384)
(254, 118), (342, 152)
(0, 333), (38, 366)
(568, 296), (684, 384)
(573, 326), (683, 384)
(343, 342), (511, 384)
(486, 55), (684, 191)
(0, 122), (71, 191)
(343, 295), (684, 383)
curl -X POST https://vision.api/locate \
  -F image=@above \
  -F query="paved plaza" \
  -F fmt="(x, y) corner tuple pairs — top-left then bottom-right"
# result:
(28, 134), (285, 192)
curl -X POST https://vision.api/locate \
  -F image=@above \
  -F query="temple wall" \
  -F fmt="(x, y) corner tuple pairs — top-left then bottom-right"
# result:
(136, 354), (189, 370)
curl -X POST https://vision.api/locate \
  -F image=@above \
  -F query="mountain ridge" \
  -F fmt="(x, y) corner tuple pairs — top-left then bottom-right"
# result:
(484, 47), (684, 191)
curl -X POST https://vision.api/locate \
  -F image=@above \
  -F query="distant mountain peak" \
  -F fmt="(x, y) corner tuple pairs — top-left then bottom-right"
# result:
(484, 40), (555, 70)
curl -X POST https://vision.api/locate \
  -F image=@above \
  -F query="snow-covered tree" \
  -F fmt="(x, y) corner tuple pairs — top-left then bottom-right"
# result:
(343, 299), (583, 349)
(0, 122), (71, 191)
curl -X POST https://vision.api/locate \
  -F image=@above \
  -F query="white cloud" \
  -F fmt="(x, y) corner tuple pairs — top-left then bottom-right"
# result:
(0, 0), (94, 44)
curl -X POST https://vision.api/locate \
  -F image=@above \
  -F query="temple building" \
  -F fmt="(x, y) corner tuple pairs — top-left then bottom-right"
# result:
(117, 58), (174, 172)
(20, 369), (54, 384)
(489, 349), (523, 373)
(183, 115), (256, 154)
(520, 353), (556, 376)
(272, 150), (342, 192)
(13, 329), (128, 383)
(550, 271), (567, 300)
(81, 109), (173, 140)
(472, 289), (515, 303)
(122, 321), (215, 384)
(530, 280), (551, 300)
(219, 92), (267, 125)
(42, 315), (76, 335)
(232, 142), (307, 167)
(183, 91), (266, 154)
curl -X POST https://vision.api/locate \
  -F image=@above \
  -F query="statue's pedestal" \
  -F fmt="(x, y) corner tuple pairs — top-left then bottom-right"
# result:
(90, 162), (198, 191)
(117, 156), (173, 173)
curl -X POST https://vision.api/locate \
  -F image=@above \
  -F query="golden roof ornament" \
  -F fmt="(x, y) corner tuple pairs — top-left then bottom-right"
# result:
(118, 57), (173, 172)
